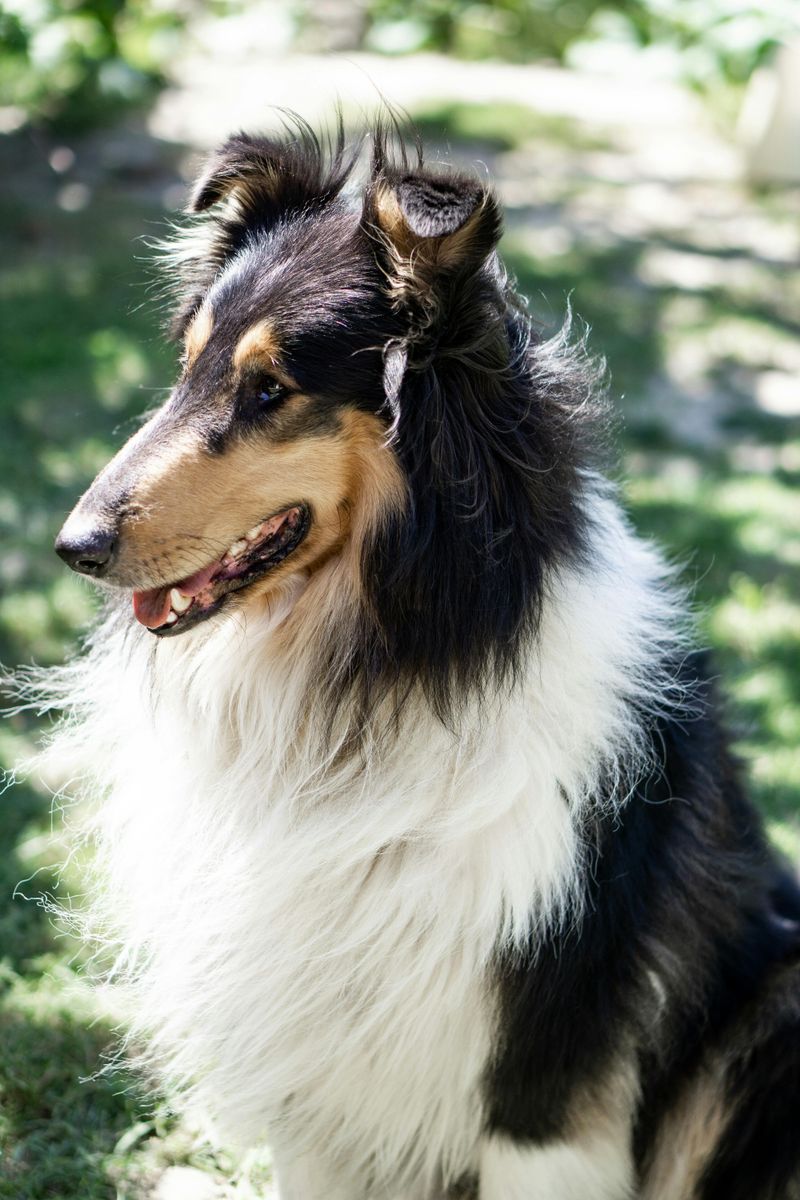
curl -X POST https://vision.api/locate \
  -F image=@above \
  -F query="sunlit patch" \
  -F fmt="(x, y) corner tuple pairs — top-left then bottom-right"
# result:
(57, 182), (90, 212)
(132, 504), (310, 636)
(756, 371), (800, 417)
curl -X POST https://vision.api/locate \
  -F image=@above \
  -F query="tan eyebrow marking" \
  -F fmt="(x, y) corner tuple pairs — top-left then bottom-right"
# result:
(184, 306), (214, 367)
(233, 319), (297, 389)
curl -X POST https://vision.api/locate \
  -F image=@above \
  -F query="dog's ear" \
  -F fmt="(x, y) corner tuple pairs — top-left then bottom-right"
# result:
(363, 167), (502, 412)
(190, 133), (282, 213)
(165, 121), (354, 339)
(364, 168), (502, 291)
(190, 127), (350, 225)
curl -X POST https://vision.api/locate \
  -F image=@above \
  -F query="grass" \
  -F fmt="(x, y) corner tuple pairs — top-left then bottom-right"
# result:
(0, 99), (798, 1196)
(410, 100), (612, 153)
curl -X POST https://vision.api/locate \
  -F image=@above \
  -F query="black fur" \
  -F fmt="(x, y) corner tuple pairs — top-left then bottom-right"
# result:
(699, 967), (800, 1200)
(396, 174), (481, 237)
(356, 307), (593, 721)
(353, 159), (595, 719)
(160, 123), (800, 1193)
(173, 115), (358, 337)
(486, 651), (800, 1194)
(166, 123), (599, 721)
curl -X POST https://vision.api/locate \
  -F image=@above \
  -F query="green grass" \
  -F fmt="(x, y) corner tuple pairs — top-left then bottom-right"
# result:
(1, 101), (799, 1196)
(0, 139), (187, 1199)
(410, 100), (612, 152)
(0, 965), (140, 1199)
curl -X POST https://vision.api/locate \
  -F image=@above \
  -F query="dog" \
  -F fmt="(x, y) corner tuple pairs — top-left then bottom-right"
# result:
(46, 118), (800, 1199)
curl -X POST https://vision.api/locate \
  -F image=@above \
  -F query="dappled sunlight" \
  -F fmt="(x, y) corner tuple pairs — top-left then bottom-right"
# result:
(0, 960), (209, 1199)
(41, 436), (128, 488)
(0, 146), (175, 668)
(756, 369), (800, 416)
(1, 14), (798, 1192)
(0, 576), (97, 665)
(710, 575), (800, 661)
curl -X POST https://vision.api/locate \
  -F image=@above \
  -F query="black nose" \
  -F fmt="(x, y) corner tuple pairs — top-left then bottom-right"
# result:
(55, 525), (116, 577)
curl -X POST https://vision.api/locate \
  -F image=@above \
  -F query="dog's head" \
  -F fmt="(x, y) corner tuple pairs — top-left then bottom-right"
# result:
(56, 118), (590, 712)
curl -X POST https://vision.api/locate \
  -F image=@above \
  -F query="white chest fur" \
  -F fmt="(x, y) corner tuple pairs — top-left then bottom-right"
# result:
(51, 497), (680, 1195)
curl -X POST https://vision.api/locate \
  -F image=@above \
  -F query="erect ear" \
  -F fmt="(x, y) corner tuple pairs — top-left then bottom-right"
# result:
(165, 121), (354, 340)
(364, 168), (502, 282)
(190, 133), (281, 212)
(364, 168), (503, 416)
(190, 122), (353, 226)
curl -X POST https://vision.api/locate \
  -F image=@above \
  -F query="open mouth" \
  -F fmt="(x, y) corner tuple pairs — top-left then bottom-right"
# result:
(132, 503), (310, 636)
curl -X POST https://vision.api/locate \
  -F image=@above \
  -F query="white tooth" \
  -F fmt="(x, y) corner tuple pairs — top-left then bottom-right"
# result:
(246, 523), (263, 541)
(229, 539), (248, 557)
(170, 588), (191, 614)
(165, 611), (178, 625)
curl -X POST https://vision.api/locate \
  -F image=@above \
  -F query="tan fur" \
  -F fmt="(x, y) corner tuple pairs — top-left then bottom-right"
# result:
(640, 1065), (731, 1200)
(371, 181), (488, 274)
(71, 397), (403, 605)
(118, 422), (349, 583)
(232, 319), (285, 375)
(437, 198), (490, 269)
(371, 185), (416, 259)
(566, 1057), (640, 1149)
(197, 164), (279, 213)
(273, 409), (406, 679)
(183, 306), (214, 367)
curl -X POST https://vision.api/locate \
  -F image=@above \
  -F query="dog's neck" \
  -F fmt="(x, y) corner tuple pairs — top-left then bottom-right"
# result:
(39, 488), (685, 1159)
(62, 488), (683, 876)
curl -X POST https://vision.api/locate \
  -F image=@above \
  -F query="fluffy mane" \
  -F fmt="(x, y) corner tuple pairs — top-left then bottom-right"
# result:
(18, 481), (686, 1185)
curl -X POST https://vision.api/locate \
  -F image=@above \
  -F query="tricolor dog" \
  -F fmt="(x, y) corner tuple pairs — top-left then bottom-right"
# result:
(46, 119), (800, 1199)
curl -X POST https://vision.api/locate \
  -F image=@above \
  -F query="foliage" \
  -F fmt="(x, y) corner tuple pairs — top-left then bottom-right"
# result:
(362, 0), (633, 61)
(359, 0), (798, 87)
(3, 0), (798, 134)
(0, 0), (185, 131)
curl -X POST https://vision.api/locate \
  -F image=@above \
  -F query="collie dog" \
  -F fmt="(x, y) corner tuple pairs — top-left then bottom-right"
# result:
(46, 120), (800, 1199)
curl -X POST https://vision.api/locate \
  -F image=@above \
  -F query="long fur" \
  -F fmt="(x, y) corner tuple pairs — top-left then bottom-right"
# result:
(33, 491), (681, 1193)
(18, 120), (800, 1200)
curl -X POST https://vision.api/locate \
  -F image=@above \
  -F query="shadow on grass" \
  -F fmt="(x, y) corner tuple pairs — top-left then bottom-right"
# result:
(502, 233), (800, 838)
(0, 133), (177, 670)
(0, 775), (63, 973)
(0, 998), (144, 1200)
(629, 482), (800, 822)
(0, 132), (183, 1199)
(0, 767), (149, 1198)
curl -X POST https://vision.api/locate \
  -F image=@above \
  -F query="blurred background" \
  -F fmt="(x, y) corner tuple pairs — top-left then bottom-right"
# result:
(1, 1), (799, 1196)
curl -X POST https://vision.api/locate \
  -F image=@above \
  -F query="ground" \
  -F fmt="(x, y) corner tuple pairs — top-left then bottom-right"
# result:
(0, 40), (798, 1200)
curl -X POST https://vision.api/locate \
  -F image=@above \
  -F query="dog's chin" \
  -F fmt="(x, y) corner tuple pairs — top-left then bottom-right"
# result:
(130, 503), (311, 638)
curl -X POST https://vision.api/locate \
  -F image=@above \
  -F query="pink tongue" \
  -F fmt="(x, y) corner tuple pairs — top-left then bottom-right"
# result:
(132, 587), (171, 629)
(132, 560), (221, 629)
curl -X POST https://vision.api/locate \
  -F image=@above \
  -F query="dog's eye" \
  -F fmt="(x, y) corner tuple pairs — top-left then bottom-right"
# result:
(256, 379), (287, 409)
